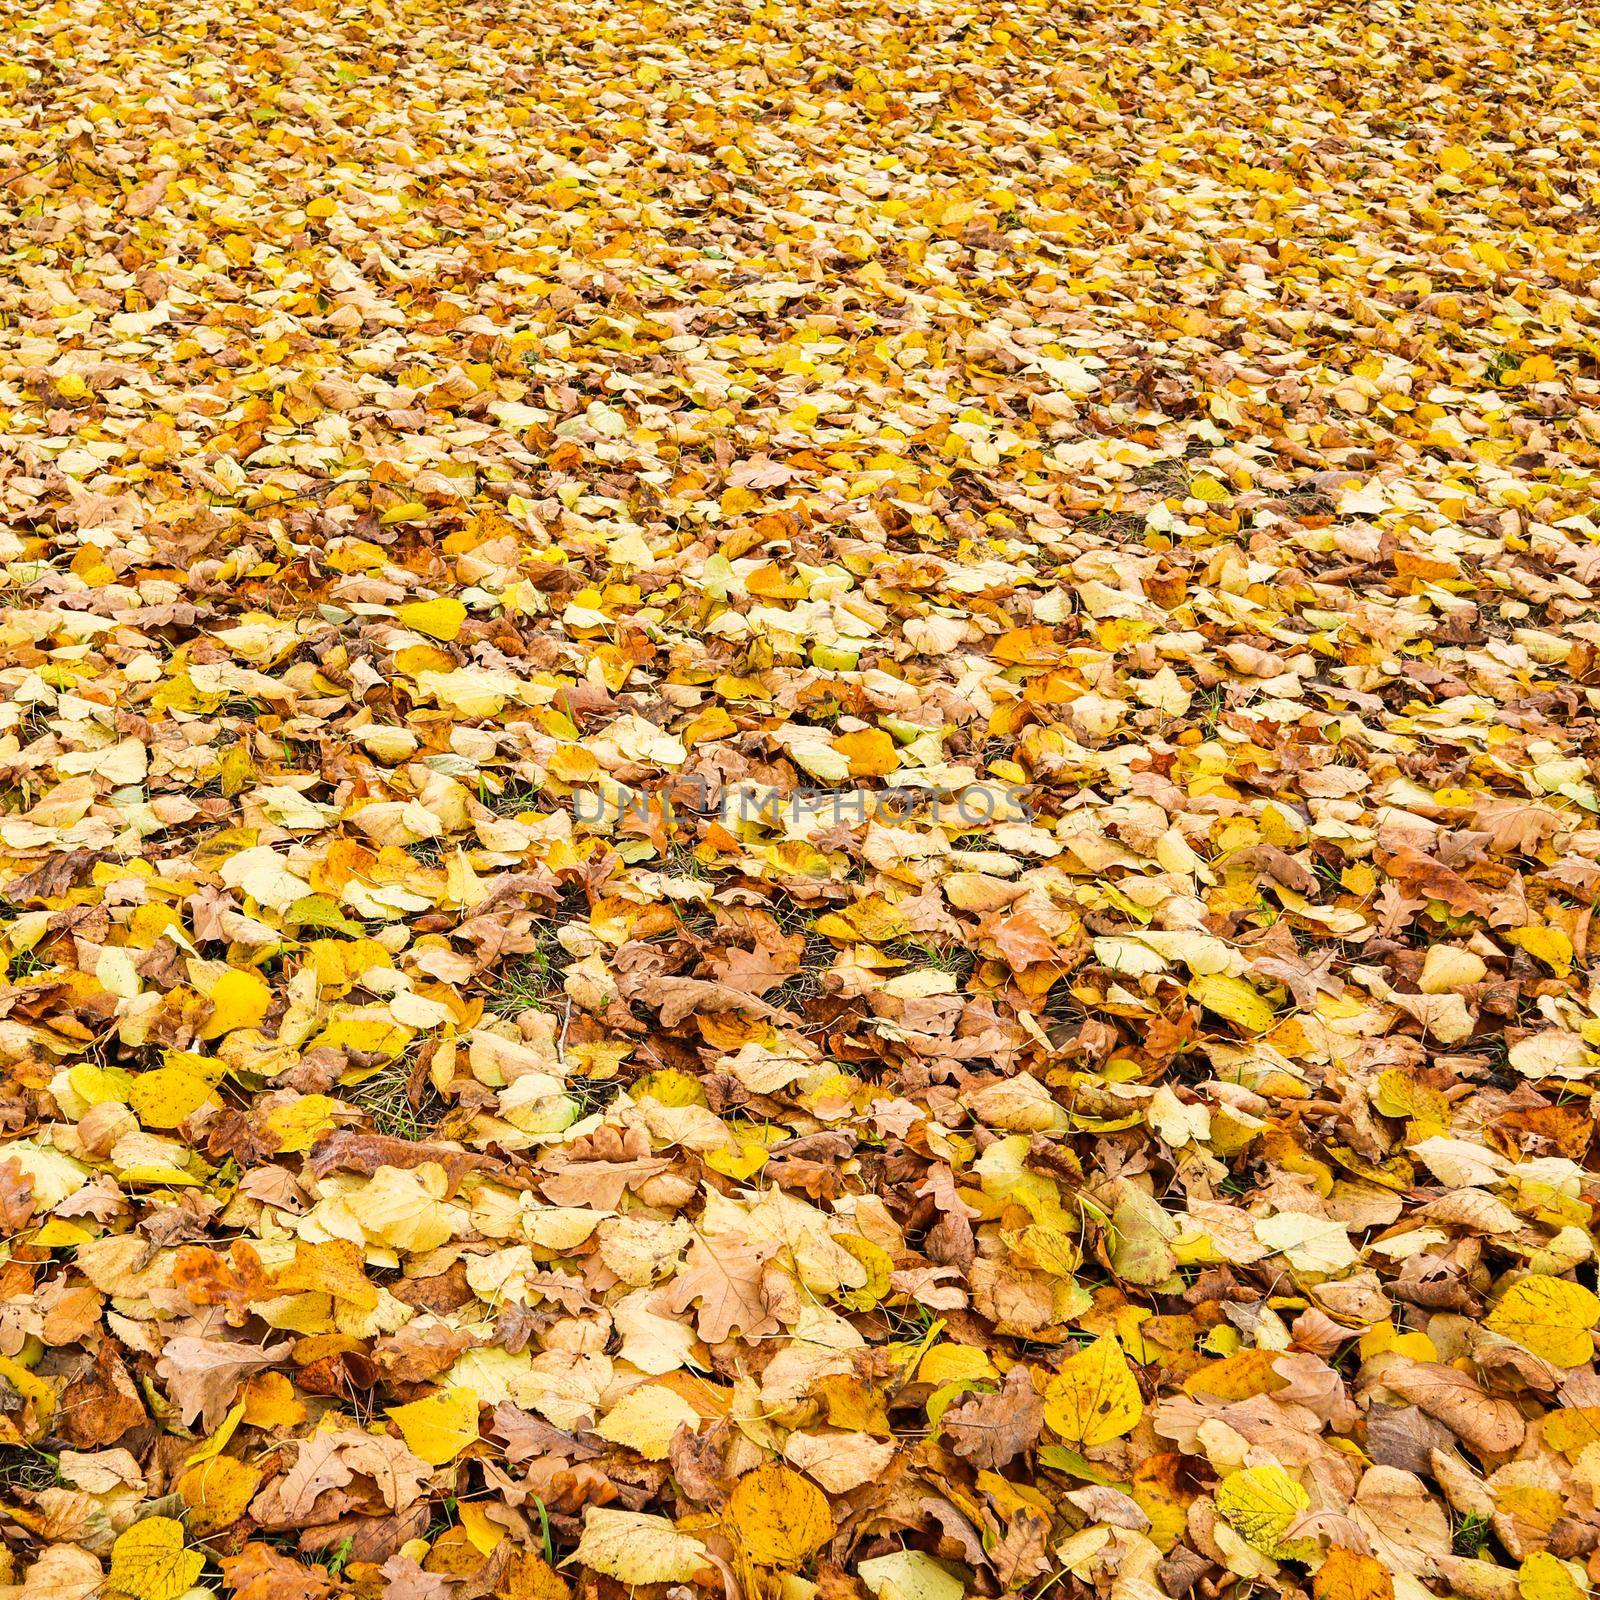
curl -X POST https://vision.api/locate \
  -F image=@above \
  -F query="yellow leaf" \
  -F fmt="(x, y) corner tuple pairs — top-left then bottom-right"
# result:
(1188, 973), (1275, 1032)
(568, 1508), (708, 1585)
(631, 1069), (708, 1108)
(1216, 1464), (1312, 1559)
(199, 967), (272, 1039)
(128, 1067), (218, 1130)
(1315, 1547), (1394, 1600)
(307, 937), (393, 994)
(1132, 1454), (1192, 1554)
(596, 1385), (699, 1460)
(1519, 1552), (1586, 1600)
(833, 1232), (894, 1311)
(918, 1345), (997, 1385)
(1042, 1335), (1141, 1449)
(1253, 1211), (1358, 1274)
(386, 1386), (480, 1465)
(106, 1517), (205, 1600)
(457, 1501), (507, 1555)
(218, 742), (254, 798)
(1371, 1070), (1448, 1126)
(397, 596), (468, 641)
(0, 1354), (55, 1444)
(1485, 1276), (1600, 1366)
(33, 1219), (93, 1249)
(501, 1554), (570, 1600)
(312, 1010), (412, 1059)
(241, 1372), (307, 1430)
(184, 1401), (245, 1467)
(176, 1455), (263, 1535)
(704, 1139), (769, 1181)
(726, 1462), (835, 1568)
(1508, 926), (1574, 975)
(263, 1094), (340, 1154)
(1438, 144), (1474, 173)
(831, 728), (898, 778)
(67, 1063), (134, 1107)
(395, 643), (456, 677)
(1182, 1348), (1285, 1402)
(346, 1163), (456, 1252)
(273, 1239), (380, 1312)
(858, 1551), (966, 1600)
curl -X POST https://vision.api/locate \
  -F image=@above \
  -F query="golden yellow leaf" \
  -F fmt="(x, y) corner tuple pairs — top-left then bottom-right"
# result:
(1188, 973), (1276, 1033)
(1314, 1548), (1394, 1600)
(1518, 1552), (1586, 1600)
(386, 1385), (480, 1465)
(128, 1067), (218, 1130)
(1215, 1465), (1312, 1559)
(596, 1385), (699, 1460)
(241, 1371), (307, 1430)
(397, 596), (468, 641)
(199, 968), (273, 1039)
(831, 728), (898, 777)
(1508, 926), (1574, 975)
(726, 1462), (835, 1567)
(1485, 1277), (1600, 1367)
(176, 1455), (263, 1535)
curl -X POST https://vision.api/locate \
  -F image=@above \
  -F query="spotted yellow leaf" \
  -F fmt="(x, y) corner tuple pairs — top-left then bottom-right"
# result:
(726, 1462), (835, 1568)
(1042, 1335), (1141, 1450)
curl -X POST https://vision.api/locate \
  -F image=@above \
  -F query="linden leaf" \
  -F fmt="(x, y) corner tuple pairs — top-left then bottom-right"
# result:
(857, 1551), (968, 1600)
(1041, 1335), (1142, 1450)
(1518, 1552), (1587, 1600)
(1216, 1465), (1312, 1559)
(1314, 1548), (1394, 1600)
(127, 1067), (219, 1131)
(396, 597), (468, 641)
(1188, 973), (1276, 1033)
(566, 1509), (708, 1585)
(831, 728), (898, 778)
(176, 1456), (264, 1535)
(106, 1517), (205, 1600)
(344, 1164), (456, 1253)
(1252, 1212), (1358, 1275)
(1508, 926), (1574, 975)
(595, 1384), (700, 1461)
(199, 967), (273, 1039)
(1484, 1277), (1600, 1367)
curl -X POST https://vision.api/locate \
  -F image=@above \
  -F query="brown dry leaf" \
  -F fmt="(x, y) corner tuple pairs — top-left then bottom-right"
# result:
(942, 1365), (1044, 1469)
(662, 1236), (780, 1345)
(1366, 1357), (1527, 1459)
(155, 1337), (294, 1432)
(218, 1545), (334, 1600)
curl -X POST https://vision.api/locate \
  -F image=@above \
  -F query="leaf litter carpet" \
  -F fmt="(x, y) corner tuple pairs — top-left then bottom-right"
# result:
(2, 0), (1600, 1598)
